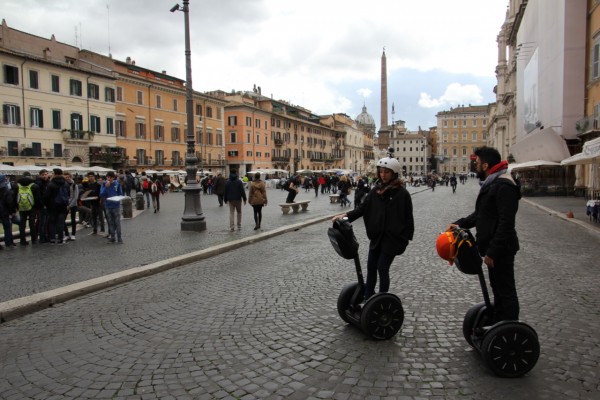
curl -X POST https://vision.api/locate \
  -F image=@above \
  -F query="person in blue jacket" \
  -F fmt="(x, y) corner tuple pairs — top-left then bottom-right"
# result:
(100, 171), (124, 244)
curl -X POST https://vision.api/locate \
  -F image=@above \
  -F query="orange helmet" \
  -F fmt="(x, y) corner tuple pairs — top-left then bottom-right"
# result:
(436, 230), (458, 265)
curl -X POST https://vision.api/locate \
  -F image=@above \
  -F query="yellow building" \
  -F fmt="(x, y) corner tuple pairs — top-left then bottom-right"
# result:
(436, 105), (489, 174)
(1, 20), (118, 167)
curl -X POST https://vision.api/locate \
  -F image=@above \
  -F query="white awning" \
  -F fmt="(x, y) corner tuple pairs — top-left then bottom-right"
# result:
(509, 160), (561, 171)
(561, 136), (600, 165)
(561, 152), (596, 165)
(510, 127), (571, 163)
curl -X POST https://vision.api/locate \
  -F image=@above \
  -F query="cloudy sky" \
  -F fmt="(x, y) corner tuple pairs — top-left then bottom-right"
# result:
(2, 0), (507, 131)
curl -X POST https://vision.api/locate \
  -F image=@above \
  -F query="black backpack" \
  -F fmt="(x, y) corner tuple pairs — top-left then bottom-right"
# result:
(327, 219), (359, 259)
(55, 182), (70, 206)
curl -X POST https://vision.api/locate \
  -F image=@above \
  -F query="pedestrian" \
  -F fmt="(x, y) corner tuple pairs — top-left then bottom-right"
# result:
(248, 172), (267, 230)
(34, 169), (50, 243)
(332, 156), (414, 302)
(213, 173), (226, 206)
(224, 168), (247, 231)
(0, 174), (17, 249)
(446, 147), (521, 323)
(285, 175), (301, 203)
(63, 172), (79, 241)
(338, 175), (352, 207)
(43, 168), (69, 245)
(150, 173), (163, 213)
(312, 174), (319, 197)
(14, 171), (41, 246)
(139, 171), (151, 209)
(100, 171), (124, 244)
(450, 173), (458, 193)
(83, 172), (104, 235)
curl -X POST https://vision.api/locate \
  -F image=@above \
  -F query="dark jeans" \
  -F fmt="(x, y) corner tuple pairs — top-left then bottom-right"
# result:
(252, 205), (263, 226)
(18, 210), (35, 244)
(36, 208), (48, 242)
(1, 214), (13, 246)
(285, 190), (298, 203)
(487, 253), (520, 322)
(89, 203), (104, 232)
(64, 206), (78, 236)
(217, 194), (224, 206)
(364, 247), (396, 300)
(48, 210), (66, 243)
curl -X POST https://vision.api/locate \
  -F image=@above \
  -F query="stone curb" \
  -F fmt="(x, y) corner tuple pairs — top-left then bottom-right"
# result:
(522, 197), (600, 237)
(0, 214), (334, 323)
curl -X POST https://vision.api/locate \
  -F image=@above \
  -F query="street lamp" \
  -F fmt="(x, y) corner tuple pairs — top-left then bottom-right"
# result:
(171, 0), (206, 231)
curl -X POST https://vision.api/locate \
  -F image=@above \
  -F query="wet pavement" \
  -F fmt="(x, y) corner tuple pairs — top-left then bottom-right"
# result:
(1, 181), (599, 399)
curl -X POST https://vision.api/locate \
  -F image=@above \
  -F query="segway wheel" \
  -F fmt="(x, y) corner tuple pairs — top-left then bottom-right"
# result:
(481, 322), (540, 378)
(360, 293), (404, 340)
(337, 282), (362, 324)
(462, 302), (489, 347)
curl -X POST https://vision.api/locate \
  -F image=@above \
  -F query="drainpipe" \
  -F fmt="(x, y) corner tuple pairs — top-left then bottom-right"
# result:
(148, 83), (153, 162)
(20, 60), (27, 139)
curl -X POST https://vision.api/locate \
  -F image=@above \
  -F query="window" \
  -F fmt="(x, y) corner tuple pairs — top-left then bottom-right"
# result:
(206, 106), (212, 118)
(472, 132), (477, 141)
(216, 106), (221, 120)
(155, 150), (164, 165)
(154, 125), (164, 141)
(4, 65), (19, 85)
(472, 119), (477, 127)
(593, 37), (600, 80)
(256, 118), (261, 128)
(70, 113), (83, 130)
(171, 126), (180, 142)
(29, 70), (39, 89)
(106, 117), (114, 134)
(197, 129), (203, 144)
(69, 79), (82, 96)
(230, 132), (236, 143)
(196, 104), (202, 116)
(228, 116), (237, 126)
(137, 91), (143, 105)
(52, 110), (61, 129)
(53, 143), (63, 157)
(173, 98), (178, 111)
(172, 150), (181, 166)
(88, 83), (100, 100)
(51, 75), (60, 92)
(116, 86), (123, 101)
(453, 120), (457, 127)
(32, 142), (42, 157)
(136, 149), (146, 164)
(30, 107), (44, 128)
(462, 147), (467, 156)
(246, 116), (252, 126)
(135, 122), (146, 138)
(116, 120), (126, 137)
(156, 95), (162, 109)
(462, 119), (467, 127)
(217, 132), (223, 146)
(105, 87), (115, 102)
(90, 115), (101, 133)
(207, 131), (213, 145)
(3, 104), (21, 125)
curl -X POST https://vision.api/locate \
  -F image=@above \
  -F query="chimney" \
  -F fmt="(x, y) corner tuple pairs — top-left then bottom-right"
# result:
(258, 86), (261, 95)
(162, 70), (166, 74)
(43, 47), (50, 60)
(126, 56), (131, 64)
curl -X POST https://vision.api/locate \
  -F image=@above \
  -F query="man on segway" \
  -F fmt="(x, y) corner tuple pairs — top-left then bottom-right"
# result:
(446, 146), (521, 323)
(333, 150), (414, 302)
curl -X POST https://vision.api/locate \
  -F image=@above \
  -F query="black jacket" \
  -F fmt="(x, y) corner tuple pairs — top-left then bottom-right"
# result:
(346, 181), (414, 256)
(224, 174), (247, 203)
(454, 172), (520, 259)
(43, 175), (68, 212)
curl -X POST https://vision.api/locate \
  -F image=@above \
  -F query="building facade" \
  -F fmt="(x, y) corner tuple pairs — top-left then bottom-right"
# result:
(436, 105), (489, 174)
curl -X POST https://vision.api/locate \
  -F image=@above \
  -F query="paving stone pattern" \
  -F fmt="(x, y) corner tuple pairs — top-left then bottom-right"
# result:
(1, 181), (599, 399)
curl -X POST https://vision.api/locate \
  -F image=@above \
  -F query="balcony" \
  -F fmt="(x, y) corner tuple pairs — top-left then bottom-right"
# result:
(274, 138), (284, 146)
(272, 156), (290, 162)
(62, 129), (95, 142)
(576, 116), (600, 137)
(89, 146), (126, 165)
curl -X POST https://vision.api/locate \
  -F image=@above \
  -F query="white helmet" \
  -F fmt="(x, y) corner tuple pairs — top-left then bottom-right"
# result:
(376, 157), (402, 174)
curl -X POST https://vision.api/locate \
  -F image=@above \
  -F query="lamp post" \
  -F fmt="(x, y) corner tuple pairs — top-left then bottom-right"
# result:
(171, 0), (206, 231)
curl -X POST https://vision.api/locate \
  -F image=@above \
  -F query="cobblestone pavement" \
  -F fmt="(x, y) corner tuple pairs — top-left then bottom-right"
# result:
(1, 181), (600, 399)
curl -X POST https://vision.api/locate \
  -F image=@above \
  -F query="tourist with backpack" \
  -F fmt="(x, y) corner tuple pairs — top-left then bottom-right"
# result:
(14, 171), (41, 246)
(140, 171), (151, 209)
(43, 168), (70, 245)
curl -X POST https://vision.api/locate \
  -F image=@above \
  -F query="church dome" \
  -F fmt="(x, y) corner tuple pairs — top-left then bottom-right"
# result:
(356, 104), (375, 128)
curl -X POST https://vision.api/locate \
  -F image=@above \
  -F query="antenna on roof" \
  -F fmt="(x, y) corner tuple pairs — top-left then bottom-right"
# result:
(107, 2), (112, 56)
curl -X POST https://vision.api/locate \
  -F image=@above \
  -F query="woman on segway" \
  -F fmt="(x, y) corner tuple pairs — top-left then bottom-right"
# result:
(332, 152), (414, 302)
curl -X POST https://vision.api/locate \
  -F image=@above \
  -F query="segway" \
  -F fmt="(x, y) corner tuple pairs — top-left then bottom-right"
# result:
(437, 228), (540, 378)
(328, 218), (404, 340)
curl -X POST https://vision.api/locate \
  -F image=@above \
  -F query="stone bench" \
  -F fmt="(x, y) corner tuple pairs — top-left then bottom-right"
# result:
(278, 200), (311, 214)
(329, 194), (340, 203)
